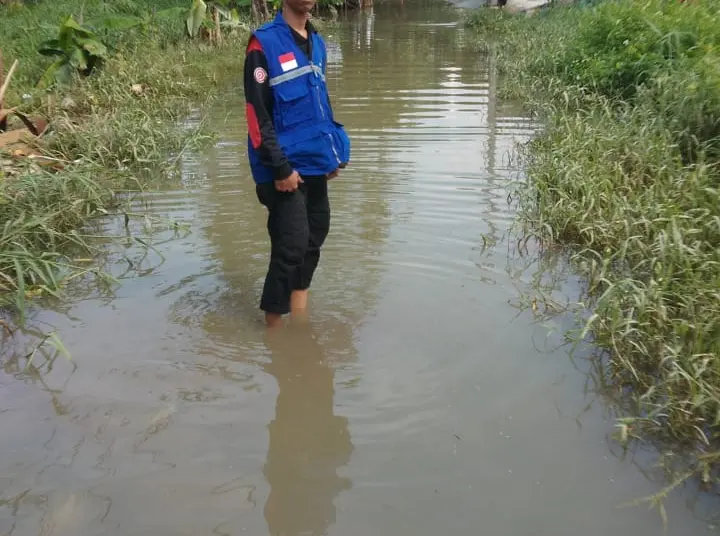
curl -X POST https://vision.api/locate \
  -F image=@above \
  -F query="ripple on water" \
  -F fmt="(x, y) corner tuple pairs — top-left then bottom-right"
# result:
(0, 2), (711, 535)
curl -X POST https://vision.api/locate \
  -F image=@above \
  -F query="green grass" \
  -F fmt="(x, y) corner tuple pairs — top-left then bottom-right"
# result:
(0, 0), (251, 328)
(1, 0), (196, 101)
(466, 0), (720, 480)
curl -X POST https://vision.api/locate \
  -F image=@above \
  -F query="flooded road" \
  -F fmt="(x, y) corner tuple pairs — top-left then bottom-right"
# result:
(1, 1), (717, 535)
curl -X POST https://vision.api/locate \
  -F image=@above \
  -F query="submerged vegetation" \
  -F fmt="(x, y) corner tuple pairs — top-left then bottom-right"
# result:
(0, 0), (257, 341)
(466, 0), (720, 481)
(0, 0), (345, 345)
(0, 0), (355, 341)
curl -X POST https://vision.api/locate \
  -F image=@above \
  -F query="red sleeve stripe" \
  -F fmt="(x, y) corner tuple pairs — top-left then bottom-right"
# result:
(246, 36), (263, 54)
(246, 103), (262, 149)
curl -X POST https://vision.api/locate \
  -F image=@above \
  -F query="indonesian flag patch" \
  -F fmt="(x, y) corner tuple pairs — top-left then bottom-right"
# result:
(279, 52), (298, 72)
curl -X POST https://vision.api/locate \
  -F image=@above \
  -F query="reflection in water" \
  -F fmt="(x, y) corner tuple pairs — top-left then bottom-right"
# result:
(1, 1), (718, 535)
(262, 326), (353, 536)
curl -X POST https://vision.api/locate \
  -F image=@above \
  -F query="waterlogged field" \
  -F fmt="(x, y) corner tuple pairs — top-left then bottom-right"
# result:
(0, 0), (251, 321)
(465, 0), (720, 481)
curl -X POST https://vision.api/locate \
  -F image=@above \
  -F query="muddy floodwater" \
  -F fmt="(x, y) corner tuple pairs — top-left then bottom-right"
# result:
(1, 1), (718, 535)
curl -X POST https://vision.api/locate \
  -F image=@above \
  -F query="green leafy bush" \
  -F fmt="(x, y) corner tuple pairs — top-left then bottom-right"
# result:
(37, 15), (108, 88)
(559, 1), (718, 95)
(465, 0), (720, 471)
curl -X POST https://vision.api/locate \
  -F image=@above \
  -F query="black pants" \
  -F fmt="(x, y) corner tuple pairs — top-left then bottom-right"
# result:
(256, 177), (331, 315)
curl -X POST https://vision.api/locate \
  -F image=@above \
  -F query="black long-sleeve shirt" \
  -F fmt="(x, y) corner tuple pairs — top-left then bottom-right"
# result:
(244, 22), (316, 181)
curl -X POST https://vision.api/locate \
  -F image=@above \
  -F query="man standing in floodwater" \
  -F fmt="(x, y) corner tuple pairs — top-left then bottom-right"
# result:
(243, 0), (351, 328)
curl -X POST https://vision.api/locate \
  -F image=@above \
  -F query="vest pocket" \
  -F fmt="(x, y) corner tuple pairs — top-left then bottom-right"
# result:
(276, 83), (314, 130)
(280, 131), (334, 175)
(328, 121), (350, 164)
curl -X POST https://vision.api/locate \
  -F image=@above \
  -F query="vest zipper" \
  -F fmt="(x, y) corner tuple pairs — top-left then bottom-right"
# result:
(313, 63), (341, 166)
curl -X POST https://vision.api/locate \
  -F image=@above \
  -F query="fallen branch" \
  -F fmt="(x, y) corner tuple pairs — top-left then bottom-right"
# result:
(0, 56), (48, 140)
(0, 106), (17, 123)
(0, 58), (18, 105)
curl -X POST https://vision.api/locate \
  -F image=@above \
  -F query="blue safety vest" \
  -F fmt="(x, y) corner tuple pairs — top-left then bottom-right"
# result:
(248, 12), (351, 184)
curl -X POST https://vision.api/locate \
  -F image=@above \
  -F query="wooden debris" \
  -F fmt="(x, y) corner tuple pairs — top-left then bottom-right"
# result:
(0, 58), (18, 110)
(0, 54), (55, 174)
(0, 106), (17, 124)
(0, 127), (32, 147)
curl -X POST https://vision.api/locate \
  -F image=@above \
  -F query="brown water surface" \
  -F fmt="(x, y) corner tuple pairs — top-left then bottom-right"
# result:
(1, 1), (717, 535)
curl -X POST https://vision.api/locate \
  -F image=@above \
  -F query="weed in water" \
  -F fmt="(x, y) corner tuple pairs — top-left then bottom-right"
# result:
(465, 0), (720, 494)
(0, 0), (251, 347)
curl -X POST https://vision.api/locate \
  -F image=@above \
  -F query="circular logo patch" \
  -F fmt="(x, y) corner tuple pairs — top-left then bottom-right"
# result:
(254, 67), (267, 84)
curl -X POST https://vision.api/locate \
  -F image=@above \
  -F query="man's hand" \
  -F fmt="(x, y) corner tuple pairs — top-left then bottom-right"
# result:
(275, 170), (303, 192)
